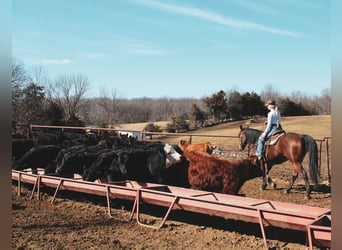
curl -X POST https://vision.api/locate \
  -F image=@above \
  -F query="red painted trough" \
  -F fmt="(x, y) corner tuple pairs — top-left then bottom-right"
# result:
(12, 169), (331, 249)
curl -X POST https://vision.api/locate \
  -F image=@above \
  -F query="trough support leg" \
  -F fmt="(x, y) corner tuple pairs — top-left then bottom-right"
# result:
(51, 179), (64, 203)
(257, 209), (269, 249)
(17, 172), (22, 196)
(30, 175), (41, 200)
(130, 189), (179, 229)
(106, 185), (114, 218)
(306, 226), (314, 250)
(130, 194), (138, 221)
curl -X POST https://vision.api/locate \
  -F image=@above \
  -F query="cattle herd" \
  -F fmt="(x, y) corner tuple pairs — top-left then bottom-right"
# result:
(12, 129), (265, 195)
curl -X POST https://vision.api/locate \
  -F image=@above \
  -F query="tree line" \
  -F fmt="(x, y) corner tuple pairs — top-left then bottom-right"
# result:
(12, 59), (331, 134)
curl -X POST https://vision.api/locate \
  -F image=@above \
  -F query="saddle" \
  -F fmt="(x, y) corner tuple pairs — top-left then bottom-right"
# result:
(262, 130), (286, 160)
(266, 130), (286, 146)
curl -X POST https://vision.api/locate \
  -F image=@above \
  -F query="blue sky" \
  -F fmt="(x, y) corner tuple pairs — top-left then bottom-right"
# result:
(12, 0), (330, 99)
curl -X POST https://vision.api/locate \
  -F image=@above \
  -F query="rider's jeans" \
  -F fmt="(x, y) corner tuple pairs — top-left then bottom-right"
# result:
(256, 126), (279, 156)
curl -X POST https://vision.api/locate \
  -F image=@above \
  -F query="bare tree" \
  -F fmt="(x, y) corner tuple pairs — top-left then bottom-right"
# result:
(12, 58), (28, 87)
(46, 74), (90, 123)
(12, 59), (28, 127)
(260, 84), (280, 103)
(98, 88), (122, 127)
(312, 88), (331, 114)
(28, 65), (50, 87)
(319, 88), (331, 114)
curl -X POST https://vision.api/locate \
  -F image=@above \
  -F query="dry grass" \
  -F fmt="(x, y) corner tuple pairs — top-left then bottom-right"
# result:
(114, 121), (169, 131)
(117, 115), (331, 145)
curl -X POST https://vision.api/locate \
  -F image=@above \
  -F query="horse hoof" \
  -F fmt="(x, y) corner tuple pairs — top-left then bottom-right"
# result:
(284, 190), (290, 194)
(305, 196), (311, 200)
(260, 186), (266, 190)
(272, 183), (277, 189)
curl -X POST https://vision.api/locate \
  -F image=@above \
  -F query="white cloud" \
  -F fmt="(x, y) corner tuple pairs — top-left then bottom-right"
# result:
(114, 39), (172, 56)
(125, 44), (169, 55)
(42, 59), (73, 65)
(209, 40), (235, 49)
(135, 0), (303, 37)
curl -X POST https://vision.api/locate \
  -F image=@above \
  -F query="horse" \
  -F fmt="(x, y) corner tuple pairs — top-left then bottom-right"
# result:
(238, 126), (320, 199)
(237, 125), (262, 156)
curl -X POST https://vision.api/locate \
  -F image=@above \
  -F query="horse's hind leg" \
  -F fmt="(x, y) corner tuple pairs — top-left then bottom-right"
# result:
(286, 164), (311, 199)
(285, 172), (298, 194)
(301, 168), (311, 199)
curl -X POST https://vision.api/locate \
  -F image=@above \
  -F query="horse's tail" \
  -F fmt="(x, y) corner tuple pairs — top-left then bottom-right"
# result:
(302, 134), (320, 186)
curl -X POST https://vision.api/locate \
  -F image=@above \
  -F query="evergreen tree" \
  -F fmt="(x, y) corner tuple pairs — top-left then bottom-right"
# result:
(20, 83), (46, 125)
(203, 90), (228, 123)
(227, 91), (242, 120)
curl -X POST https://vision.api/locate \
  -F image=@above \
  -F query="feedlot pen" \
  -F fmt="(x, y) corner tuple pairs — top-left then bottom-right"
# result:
(12, 169), (331, 249)
(12, 124), (331, 249)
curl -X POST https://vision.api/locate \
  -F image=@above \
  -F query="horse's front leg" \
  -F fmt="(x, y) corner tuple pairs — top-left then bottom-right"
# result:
(260, 160), (268, 190)
(260, 161), (276, 190)
(261, 173), (268, 190)
(267, 175), (277, 189)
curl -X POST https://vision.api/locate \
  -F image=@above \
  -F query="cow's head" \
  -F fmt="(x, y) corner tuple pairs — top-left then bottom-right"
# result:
(115, 151), (130, 176)
(163, 143), (183, 168)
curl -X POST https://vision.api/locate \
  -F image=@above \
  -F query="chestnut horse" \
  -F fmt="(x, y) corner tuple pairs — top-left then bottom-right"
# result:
(237, 125), (262, 156)
(238, 126), (319, 199)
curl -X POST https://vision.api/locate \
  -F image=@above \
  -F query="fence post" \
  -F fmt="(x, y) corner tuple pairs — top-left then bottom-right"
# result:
(325, 138), (331, 184)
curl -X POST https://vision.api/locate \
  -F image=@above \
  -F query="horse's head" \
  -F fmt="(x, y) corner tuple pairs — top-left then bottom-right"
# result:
(238, 125), (248, 151)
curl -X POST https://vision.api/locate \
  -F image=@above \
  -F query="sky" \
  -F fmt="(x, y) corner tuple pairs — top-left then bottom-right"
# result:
(12, 0), (331, 99)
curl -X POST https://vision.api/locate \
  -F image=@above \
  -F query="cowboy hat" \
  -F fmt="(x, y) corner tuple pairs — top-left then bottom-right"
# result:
(265, 100), (276, 106)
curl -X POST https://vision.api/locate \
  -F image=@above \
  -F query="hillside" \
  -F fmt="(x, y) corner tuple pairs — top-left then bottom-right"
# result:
(116, 115), (331, 145)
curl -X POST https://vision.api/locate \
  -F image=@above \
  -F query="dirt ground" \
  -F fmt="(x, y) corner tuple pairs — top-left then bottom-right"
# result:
(12, 144), (331, 250)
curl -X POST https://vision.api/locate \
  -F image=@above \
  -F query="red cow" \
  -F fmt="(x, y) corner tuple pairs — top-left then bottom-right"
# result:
(179, 140), (214, 154)
(183, 150), (263, 195)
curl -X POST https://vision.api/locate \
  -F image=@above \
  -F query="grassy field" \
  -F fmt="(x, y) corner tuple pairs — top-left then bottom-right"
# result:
(116, 115), (331, 145)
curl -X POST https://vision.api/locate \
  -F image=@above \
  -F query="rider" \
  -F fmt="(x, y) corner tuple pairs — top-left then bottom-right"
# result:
(256, 100), (283, 160)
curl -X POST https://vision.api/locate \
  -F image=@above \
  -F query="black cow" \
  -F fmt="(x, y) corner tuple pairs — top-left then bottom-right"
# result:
(54, 144), (87, 167)
(82, 143), (183, 184)
(32, 132), (65, 146)
(12, 145), (62, 173)
(162, 156), (190, 188)
(12, 138), (34, 161)
(82, 150), (125, 182)
(55, 144), (110, 176)
(111, 143), (183, 184)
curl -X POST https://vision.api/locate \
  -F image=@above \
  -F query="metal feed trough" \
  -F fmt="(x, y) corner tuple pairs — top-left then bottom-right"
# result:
(12, 169), (331, 249)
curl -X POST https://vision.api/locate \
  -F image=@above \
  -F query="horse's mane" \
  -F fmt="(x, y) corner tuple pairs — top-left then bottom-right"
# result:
(240, 127), (262, 145)
(244, 127), (262, 133)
